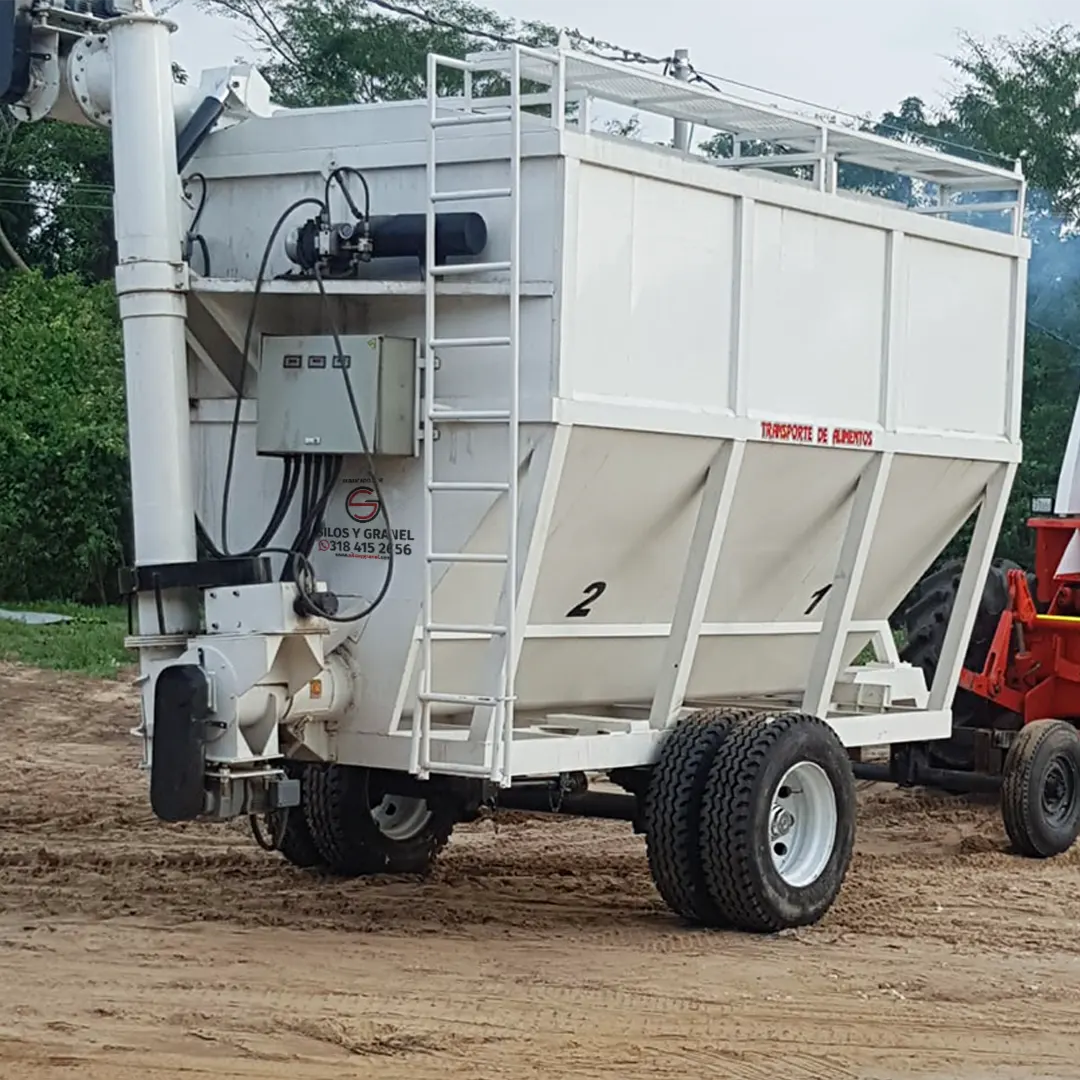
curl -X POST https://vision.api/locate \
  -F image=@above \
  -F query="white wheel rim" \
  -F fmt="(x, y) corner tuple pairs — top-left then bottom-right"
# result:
(768, 761), (838, 888)
(370, 795), (432, 841)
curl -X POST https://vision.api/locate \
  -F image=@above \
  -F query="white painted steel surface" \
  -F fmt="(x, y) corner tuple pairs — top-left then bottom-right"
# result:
(109, 10), (198, 641)
(174, 47), (1027, 779)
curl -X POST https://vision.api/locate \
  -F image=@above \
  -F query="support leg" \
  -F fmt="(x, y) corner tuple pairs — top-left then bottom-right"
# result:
(802, 452), (894, 719)
(929, 462), (1017, 712)
(649, 440), (746, 729)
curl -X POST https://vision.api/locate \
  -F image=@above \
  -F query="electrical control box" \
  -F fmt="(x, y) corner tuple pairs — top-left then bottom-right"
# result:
(256, 334), (416, 457)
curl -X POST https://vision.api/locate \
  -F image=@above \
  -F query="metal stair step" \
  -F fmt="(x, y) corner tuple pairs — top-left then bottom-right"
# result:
(426, 552), (509, 564)
(430, 261), (511, 276)
(431, 187), (511, 203)
(429, 409), (511, 422)
(428, 481), (511, 493)
(429, 335), (511, 348)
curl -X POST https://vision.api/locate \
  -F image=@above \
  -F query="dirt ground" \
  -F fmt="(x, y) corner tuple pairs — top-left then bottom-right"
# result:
(1, 662), (1079, 1079)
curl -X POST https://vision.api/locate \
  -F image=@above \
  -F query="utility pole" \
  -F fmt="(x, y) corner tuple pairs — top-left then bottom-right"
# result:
(672, 48), (691, 151)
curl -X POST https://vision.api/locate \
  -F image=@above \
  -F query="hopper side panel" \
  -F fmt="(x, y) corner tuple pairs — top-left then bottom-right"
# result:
(896, 238), (1013, 437)
(745, 206), (886, 426)
(563, 165), (735, 409)
(854, 455), (996, 621)
(702, 441), (867, 624)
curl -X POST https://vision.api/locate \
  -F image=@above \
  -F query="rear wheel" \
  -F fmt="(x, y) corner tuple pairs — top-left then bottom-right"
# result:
(1001, 719), (1080, 857)
(643, 709), (753, 925)
(894, 558), (1025, 771)
(698, 713), (857, 933)
(304, 764), (456, 877)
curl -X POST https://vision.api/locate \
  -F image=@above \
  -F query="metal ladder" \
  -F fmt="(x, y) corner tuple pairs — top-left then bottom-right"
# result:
(414, 47), (557, 785)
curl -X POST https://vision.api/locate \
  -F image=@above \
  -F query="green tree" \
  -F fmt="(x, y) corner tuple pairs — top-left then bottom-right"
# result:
(1, 122), (115, 281)
(0, 270), (128, 602)
(199, 0), (557, 108)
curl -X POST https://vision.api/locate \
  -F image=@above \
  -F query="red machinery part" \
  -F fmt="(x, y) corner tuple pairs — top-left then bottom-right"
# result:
(960, 516), (1080, 723)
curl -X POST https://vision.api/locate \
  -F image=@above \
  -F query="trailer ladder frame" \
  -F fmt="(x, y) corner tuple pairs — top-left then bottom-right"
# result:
(414, 46), (565, 786)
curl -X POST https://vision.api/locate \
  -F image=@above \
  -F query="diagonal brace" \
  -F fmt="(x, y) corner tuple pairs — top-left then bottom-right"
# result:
(649, 440), (746, 729)
(802, 451), (893, 719)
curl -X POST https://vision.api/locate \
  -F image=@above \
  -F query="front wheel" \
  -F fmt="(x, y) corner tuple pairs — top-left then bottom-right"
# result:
(699, 712), (857, 933)
(1001, 720), (1080, 858)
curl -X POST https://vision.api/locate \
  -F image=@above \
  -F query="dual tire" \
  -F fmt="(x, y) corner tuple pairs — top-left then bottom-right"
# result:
(645, 709), (857, 933)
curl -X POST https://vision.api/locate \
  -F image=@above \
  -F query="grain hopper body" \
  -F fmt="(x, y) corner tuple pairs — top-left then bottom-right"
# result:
(183, 56), (1026, 778)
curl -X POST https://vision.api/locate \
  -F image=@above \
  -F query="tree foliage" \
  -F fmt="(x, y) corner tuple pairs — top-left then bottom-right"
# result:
(198, 0), (556, 107)
(0, 271), (127, 602)
(1, 7), (1080, 605)
(1, 122), (115, 281)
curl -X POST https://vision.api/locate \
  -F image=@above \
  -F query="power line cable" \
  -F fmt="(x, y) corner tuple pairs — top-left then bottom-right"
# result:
(361, 0), (668, 64)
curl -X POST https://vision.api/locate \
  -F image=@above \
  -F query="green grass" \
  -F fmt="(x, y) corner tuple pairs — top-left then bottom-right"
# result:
(0, 601), (131, 678)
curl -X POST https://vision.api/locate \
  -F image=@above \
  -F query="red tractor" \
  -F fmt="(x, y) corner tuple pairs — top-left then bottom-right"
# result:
(890, 513), (1080, 858)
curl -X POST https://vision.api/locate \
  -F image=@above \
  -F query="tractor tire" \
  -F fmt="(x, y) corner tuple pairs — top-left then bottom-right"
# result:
(894, 557), (1025, 771)
(643, 709), (753, 925)
(699, 712), (857, 933)
(1001, 719), (1080, 858)
(304, 764), (455, 877)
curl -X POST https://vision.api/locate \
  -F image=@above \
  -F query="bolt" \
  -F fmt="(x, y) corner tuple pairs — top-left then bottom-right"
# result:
(770, 806), (796, 839)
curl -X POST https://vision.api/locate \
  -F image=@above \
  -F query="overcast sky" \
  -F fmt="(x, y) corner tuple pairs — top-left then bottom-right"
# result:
(170, 0), (1074, 120)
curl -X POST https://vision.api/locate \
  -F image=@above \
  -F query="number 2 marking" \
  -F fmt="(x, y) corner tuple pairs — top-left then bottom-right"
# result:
(566, 581), (607, 618)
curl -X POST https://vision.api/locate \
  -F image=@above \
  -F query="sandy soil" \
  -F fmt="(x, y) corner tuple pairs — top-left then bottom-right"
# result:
(1, 661), (1079, 1079)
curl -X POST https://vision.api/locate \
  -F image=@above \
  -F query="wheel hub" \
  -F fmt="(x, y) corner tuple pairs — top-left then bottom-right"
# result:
(768, 761), (839, 888)
(369, 793), (433, 842)
(1041, 755), (1079, 826)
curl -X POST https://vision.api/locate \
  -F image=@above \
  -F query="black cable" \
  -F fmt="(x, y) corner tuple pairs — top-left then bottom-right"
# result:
(251, 454), (301, 553)
(298, 454), (343, 558)
(296, 262), (396, 623)
(196, 516), (224, 560)
(219, 196), (327, 557)
(183, 172), (212, 275)
(325, 166), (371, 223)
(282, 454), (344, 582)
(249, 810), (288, 851)
(281, 457), (316, 582)
(184, 172), (208, 231)
(282, 455), (326, 580)
(191, 234), (211, 276)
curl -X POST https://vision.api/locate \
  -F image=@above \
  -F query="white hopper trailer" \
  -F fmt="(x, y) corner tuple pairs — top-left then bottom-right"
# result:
(5, 3), (1030, 931)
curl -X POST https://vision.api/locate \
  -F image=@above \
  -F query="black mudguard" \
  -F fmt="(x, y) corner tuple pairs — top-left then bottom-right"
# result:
(150, 665), (211, 822)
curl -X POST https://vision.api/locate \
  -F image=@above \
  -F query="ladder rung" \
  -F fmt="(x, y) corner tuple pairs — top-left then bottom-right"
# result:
(431, 188), (512, 203)
(430, 336), (511, 348)
(430, 261), (511, 276)
(419, 691), (504, 706)
(429, 481), (510, 492)
(426, 623), (507, 636)
(429, 409), (511, 422)
(427, 552), (508, 564)
(432, 111), (513, 128)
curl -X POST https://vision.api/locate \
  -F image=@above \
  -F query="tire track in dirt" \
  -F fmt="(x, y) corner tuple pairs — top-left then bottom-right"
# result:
(4, 661), (1080, 1079)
